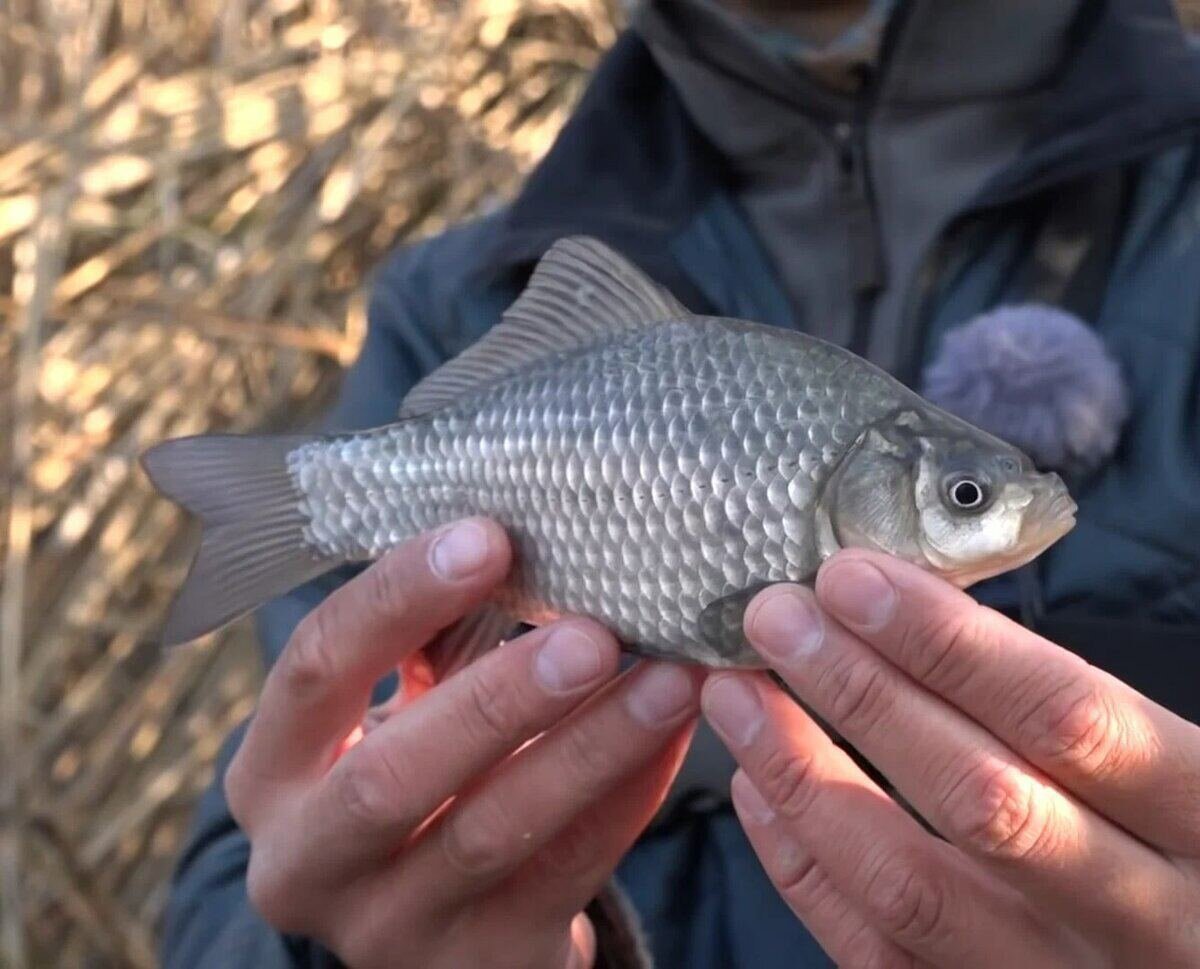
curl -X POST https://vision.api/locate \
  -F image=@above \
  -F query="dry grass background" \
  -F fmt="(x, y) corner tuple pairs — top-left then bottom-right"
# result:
(0, 1), (1197, 967)
(0, 0), (617, 965)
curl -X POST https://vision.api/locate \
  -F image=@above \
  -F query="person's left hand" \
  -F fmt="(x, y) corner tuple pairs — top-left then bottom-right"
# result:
(702, 549), (1200, 968)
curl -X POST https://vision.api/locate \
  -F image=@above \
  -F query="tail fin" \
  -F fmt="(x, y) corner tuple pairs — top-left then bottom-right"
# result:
(141, 433), (341, 646)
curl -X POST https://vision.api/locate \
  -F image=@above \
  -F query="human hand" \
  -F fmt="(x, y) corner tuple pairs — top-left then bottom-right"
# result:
(702, 549), (1200, 968)
(225, 518), (700, 969)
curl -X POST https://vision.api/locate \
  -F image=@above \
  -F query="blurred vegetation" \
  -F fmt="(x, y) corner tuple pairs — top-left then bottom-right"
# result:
(0, 1), (1197, 967)
(0, 0), (617, 965)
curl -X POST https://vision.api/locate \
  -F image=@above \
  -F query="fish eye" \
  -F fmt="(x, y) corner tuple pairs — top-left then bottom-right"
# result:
(946, 476), (988, 510)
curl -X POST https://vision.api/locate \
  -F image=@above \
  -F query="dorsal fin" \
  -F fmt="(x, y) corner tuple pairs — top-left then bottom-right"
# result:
(398, 236), (690, 418)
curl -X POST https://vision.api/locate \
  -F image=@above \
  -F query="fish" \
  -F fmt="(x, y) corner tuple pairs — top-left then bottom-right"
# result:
(142, 236), (1077, 669)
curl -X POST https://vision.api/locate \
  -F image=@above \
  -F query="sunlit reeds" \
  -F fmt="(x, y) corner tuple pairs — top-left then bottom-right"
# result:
(0, 1), (617, 965)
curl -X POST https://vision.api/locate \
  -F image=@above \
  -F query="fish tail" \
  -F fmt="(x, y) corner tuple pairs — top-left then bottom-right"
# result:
(141, 432), (341, 647)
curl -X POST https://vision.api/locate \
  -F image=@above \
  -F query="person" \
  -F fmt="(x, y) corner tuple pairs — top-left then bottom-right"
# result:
(161, 1), (1200, 966)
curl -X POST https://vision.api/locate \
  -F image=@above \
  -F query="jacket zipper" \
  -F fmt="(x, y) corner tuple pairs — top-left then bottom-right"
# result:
(833, 117), (884, 357)
(828, 0), (917, 359)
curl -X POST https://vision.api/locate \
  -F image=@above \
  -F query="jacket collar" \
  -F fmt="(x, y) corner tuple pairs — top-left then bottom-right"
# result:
(484, 2), (1200, 281)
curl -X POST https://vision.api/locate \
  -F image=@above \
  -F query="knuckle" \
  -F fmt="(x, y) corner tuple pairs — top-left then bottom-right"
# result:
(942, 758), (1056, 861)
(459, 672), (522, 746)
(1026, 680), (1131, 779)
(559, 721), (622, 787)
(246, 851), (299, 931)
(757, 747), (819, 819)
(782, 866), (916, 969)
(283, 609), (340, 698)
(332, 753), (405, 831)
(903, 610), (984, 695)
(362, 555), (411, 620)
(442, 796), (516, 875)
(860, 848), (947, 946)
(819, 654), (896, 737)
(773, 842), (823, 900)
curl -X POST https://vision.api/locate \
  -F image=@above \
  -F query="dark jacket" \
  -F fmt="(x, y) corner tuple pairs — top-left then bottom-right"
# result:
(164, 3), (1200, 967)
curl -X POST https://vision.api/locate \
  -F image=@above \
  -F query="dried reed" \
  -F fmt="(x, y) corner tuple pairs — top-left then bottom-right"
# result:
(0, 0), (616, 965)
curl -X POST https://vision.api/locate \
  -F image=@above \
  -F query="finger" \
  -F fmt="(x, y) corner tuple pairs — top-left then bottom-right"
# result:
(507, 722), (695, 921)
(704, 674), (1082, 968)
(232, 518), (511, 798)
(405, 662), (702, 907)
(729, 771), (917, 969)
(816, 549), (1200, 853)
(566, 913), (596, 969)
(302, 618), (623, 870)
(455, 724), (693, 967)
(745, 586), (1185, 934)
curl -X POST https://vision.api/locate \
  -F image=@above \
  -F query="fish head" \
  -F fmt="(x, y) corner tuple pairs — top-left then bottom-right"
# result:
(821, 408), (1077, 588)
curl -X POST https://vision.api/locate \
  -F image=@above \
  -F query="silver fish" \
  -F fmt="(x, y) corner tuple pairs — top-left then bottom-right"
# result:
(143, 237), (1077, 668)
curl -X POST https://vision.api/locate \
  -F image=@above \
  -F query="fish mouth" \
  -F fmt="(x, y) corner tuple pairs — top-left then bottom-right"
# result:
(1048, 492), (1078, 530)
(1020, 474), (1078, 550)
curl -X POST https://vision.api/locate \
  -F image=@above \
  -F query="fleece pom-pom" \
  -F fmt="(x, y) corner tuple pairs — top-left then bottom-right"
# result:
(921, 304), (1129, 475)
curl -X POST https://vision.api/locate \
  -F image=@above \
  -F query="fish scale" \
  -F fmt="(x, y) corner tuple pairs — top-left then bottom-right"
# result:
(143, 236), (1075, 666)
(289, 320), (903, 666)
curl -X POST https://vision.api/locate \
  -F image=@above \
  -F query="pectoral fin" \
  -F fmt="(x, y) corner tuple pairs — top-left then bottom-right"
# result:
(697, 576), (826, 669)
(696, 584), (775, 668)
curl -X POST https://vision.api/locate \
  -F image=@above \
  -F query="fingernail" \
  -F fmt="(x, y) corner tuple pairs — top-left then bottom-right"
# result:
(429, 520), (491, 580)
(747, 588), (824, 661)
(534, 625), (607, 694)
(702, 675), (764, 748)
(625, 663), (697, 727)
(731, 770), (775, 825)
(821, 559), (897, 631)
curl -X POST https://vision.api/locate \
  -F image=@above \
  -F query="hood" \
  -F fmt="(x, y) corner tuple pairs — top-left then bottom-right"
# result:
(488, 1), (1200, 295)
(634, 0), (1200, 181)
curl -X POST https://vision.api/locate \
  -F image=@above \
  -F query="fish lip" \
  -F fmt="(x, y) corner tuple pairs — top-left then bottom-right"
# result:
(1031, 490), (1078, 546)
(1048, 491), (1078, 521)
(1015, 481), (1077, 555)
(1049, 491), (1078, 534)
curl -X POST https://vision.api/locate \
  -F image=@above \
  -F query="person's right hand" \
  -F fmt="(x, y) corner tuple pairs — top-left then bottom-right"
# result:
(225, 517), (700, 969)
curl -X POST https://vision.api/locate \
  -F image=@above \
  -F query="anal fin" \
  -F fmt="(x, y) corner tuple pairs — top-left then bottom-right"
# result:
(696, 584), (775, 668)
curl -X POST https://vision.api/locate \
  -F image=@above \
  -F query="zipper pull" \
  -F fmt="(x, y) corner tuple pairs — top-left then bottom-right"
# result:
(834, 121), (885, 296)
